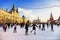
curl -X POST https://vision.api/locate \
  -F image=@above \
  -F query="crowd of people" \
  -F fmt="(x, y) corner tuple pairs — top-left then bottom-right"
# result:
(0, 20), (60, 35)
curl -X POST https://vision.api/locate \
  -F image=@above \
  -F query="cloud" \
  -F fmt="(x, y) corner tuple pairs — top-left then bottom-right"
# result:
(18, 8), (37, 21)
(18, 0), (60, 22)
(18, 6), (60, 22)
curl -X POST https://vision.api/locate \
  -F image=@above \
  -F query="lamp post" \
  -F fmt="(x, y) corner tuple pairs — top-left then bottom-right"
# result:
(22, 15), (25, 27)
(22, 15), (25, 24)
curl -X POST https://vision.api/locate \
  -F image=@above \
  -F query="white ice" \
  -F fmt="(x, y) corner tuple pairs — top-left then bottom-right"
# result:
(0, 25), (60, 40)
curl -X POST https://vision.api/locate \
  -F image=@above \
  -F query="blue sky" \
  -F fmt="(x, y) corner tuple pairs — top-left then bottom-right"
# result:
(0, 0), (60, 9)
(0, 0), (60, 21)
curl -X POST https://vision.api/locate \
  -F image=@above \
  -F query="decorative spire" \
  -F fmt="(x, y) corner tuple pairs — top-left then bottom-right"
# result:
(11, 4), (15, 11)
(50, 12), (54, 21)
(10, 4), (19, 14)
(16, 8), (18, 13)
(50, 12), (52, 18)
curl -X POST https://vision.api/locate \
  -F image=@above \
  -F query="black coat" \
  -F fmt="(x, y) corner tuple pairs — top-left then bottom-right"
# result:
(32, 24), (37, 30)
(25, 23), (29, 30)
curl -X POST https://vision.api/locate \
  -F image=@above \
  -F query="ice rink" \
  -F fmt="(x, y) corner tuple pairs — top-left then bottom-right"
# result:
(0, 25), (60, 40)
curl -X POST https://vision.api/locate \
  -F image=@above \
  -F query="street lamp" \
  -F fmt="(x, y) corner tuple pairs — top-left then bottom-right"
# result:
(22, 15), (25, 24)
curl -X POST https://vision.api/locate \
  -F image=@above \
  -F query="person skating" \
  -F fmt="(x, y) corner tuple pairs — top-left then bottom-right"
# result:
(11, 23), (14, 28)
(30, 23), (38, 35)
(7, 23), (10, 28)
(47, 22), (49, 29)
(14, 23), (17, 33)
(50, 20), (54, 32)
(39, 24), (41, 29)
(51, 23), (54, 32)
(42, 23), (45, 31)
(2, 23), (7, 32)
(25, 21), (30, 35)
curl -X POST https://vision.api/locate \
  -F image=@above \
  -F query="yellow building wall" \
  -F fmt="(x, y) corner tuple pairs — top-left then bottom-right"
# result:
(0, 9), (28, 24)
(0, 9), (22, 23)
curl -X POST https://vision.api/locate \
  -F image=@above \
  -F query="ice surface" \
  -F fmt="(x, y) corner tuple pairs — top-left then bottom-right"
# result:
(0, 25), (60, 40)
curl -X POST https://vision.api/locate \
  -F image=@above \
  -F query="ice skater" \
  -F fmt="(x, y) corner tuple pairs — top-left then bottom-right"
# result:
(51, 23), (54, 31)
(14, 23), (17, 33)
(25, 21), (30, 35)
(39, 24), (41, 29)
(2, 23), (7, 32)
(50, 21), (54, 32)
(47, 22), (49, 29)
(7, 23), (10, 28)
(42, 23), (45, 31)
(57, 23), (59, 27)
(30, 23), (38, 35)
